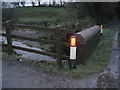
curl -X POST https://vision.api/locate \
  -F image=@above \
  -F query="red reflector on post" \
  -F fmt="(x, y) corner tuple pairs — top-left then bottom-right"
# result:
(100, 25), (103, 29)
(70, 36), (76, 47)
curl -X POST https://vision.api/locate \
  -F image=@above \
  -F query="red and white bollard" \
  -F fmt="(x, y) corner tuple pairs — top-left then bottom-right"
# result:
(69, 36), (77, 69)
(100, 25), (103, 35)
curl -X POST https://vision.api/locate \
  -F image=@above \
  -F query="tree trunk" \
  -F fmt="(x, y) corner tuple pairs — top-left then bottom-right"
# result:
(38, 2), (40, 6)
(32, 2), (35, 7)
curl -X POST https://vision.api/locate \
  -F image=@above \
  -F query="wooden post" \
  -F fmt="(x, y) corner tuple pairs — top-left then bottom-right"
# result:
(56, 29), (62, 68)
(44, 21), (47, 27)
(6, 20), (13, 55)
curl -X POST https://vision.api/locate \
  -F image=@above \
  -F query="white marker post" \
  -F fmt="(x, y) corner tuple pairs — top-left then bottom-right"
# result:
(69, 36), (77, 69)
(100, 25), (103, 35)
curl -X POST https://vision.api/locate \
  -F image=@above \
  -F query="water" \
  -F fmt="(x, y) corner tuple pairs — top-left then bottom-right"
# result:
(1, 36), (55, 62)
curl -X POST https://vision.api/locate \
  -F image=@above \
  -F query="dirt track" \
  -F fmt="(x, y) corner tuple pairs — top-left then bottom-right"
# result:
(2, 59), (98, 88)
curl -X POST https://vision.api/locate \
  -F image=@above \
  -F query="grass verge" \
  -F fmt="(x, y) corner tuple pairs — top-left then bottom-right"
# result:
(1, 52), (19, 61)
(13, 7), (76, 26)
(22, 25), (116, 78)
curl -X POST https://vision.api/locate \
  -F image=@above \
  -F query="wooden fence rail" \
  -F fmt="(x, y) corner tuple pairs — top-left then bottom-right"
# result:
(1, 21), (75, 68)
(2, 23), (75, 34)
(2, 33), (69, 46)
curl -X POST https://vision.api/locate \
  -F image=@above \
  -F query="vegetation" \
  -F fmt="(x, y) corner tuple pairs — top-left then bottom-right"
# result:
(2, 2), (118, 77)
(2, 8), (19, 23)
(2, 24), (116, 77)
(64, 2), (118, 30)
(27, 25), (116, 77)
(2, 6), (76, 27)
(38, 26), (116, 77)
(1, 52), (19, 61)
(18, 7), (68, 25)
(2, 2), (118, 29)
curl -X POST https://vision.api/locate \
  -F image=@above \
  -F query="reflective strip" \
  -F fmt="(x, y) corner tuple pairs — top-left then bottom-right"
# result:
(70, 47), (76, 60)
(101, 29), (103, 33)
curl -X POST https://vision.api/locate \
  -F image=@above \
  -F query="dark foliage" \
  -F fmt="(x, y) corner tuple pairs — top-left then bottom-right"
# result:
(2, 8), (20, 23)
(65, 2), (118, 25)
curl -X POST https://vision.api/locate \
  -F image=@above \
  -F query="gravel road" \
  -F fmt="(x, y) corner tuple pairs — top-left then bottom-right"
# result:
(96, 32), (119, 88)
(2, 59), (98, 88)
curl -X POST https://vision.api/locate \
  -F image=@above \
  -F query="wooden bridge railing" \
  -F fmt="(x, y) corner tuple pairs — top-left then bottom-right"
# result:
(1, 21), (75, 68)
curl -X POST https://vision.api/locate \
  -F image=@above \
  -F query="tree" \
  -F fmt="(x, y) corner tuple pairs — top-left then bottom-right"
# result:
(16, 2), (20, 7)
(38, 0), (41, 6)
(31, 0), (35, 7)
(60, 0), (63, 6)
(2, 2), (21, 22)
(52, 0), (56, 6)
(65, 2), (118, 25)
(11, 2), (20, 7)
(21, 2), (25, 7)
(49, 0), (52, 7)
(63, 1), (67, 5)
(2, 2), (8, 8)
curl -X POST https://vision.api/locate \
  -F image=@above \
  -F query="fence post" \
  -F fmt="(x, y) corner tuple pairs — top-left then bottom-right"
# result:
(56, 29), (62, 68)
(43, 20), (47, 27)
(6, 20), (13, 55)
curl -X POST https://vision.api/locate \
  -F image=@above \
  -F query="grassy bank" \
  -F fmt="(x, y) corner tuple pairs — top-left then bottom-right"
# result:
(37, 25), (116, 77)
(2, 25), (116, 78)
(6, 7), (76, 26)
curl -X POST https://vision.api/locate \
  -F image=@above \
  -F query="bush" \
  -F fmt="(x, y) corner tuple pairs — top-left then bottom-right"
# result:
(2, 8), (20, 23)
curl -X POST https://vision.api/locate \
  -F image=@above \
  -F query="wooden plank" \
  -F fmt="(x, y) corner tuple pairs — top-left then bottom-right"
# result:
(1, 33), (69, 46)
(2, 23), (75, 34)
(2, 43), (69, 60)
(60, 28), (75, 34)
(56, 29), (62, 68)
(13, 46), (57, 57)
(2, 33), (56, 44)
(2, 43), (57, 57)
(62, 55), (69, 60)
(12, 24), (75, 34)
(6, 21), (13, 55)
(12, 24), (57, 32)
